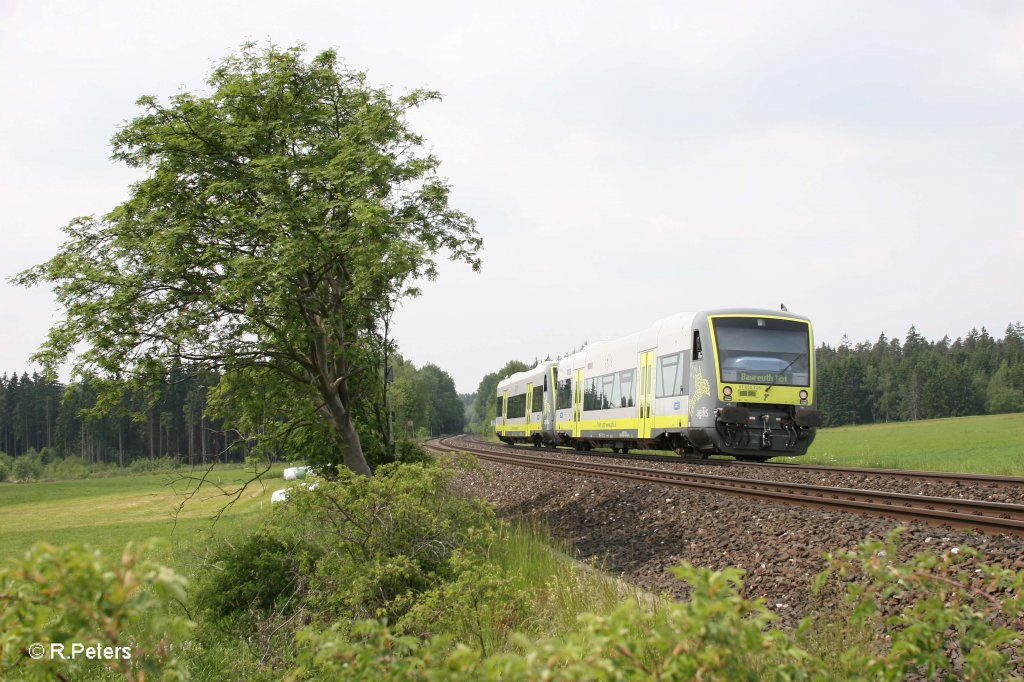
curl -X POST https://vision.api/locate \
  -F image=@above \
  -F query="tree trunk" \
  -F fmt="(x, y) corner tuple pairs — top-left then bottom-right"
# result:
(319, 377), (371, 476)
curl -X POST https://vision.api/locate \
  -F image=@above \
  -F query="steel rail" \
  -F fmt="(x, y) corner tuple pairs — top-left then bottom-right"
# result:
(455, 434), (1024, 486)
(429, 437), (1024, 537)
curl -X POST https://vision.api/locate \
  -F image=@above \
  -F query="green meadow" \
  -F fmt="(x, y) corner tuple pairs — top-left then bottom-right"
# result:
(800, 412), (1024, 475)
(0, 465), (288, 564)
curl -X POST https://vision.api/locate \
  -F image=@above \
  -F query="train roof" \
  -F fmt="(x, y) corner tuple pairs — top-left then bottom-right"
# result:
(496, 360), (556, 392)
(495, 308), (812, 391)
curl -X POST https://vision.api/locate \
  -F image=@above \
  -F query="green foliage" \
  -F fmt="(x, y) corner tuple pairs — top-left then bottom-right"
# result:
(186, 460), (499, 669)
(0, 453), (10, 482)
(288, 562), (818, 681)
(388, 358), (466, 445)
(471, 360), (530, 436)
(396, 552), (530, 656)
(276, 463), (497, 625)
(0, 542), (193, 681)
(815, 529), (1024, 681)
(987, 360), (1024, 413)
(418, 364), (466, 435)
(16, 42), (480, 477)
(11, 454), (43, 481)
(42, 455), (121, 479)
(394, 439), (432, 464)
(193, 534), (311, 625)
(127, 455), (184, 473)
(816, 323), (1024, 427)
(289, 533), (1024, 681)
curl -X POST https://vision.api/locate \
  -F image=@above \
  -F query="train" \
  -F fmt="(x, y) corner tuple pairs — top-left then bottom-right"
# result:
(493, 308), (822, 461)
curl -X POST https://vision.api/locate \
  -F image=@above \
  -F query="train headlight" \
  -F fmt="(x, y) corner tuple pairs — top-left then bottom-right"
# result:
(723, 386), (733, 397)
(799, 390), (808, 401)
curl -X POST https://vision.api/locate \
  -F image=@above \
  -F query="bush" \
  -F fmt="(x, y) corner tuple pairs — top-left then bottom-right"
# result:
(43, 455), (109, 480)
(0, 542), (192, 681)
(814, 529), (1024, 680)
(288, 531), (1024, 681)
(396, 552), (530, 656)
(194, 533), (312, 624)
(11, 454), (43, 481)
(289, 562), (816, 681)
(395, 439), (433, 465)
(0, 453), (10, 482)
(187, 460), (500, 670)
(276, 462), (497, 627)
(128, 455), (182, 473)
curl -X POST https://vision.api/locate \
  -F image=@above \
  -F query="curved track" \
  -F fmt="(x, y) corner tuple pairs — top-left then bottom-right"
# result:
(430, 435), (1024, 537)
(457, 433), (1024, 486)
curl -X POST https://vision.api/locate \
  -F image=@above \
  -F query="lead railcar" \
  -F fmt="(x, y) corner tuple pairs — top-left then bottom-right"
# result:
(494, 308), (821, 461)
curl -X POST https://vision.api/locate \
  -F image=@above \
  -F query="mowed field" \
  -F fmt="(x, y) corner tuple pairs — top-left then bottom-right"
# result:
(0, 466), (287, 564)
(800, 412), (1024, 475)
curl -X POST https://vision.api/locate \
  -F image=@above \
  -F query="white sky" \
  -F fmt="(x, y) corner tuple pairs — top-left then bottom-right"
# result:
(2, 0), (1023, 393)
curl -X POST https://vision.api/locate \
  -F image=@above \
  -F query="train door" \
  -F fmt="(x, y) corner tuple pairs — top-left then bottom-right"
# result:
(573, 369), (583, 438)
(501, 390), (508, 436)
(638, 350), (655, 438)
(542, 367), (556, 440)
(525, 383), (533, 435)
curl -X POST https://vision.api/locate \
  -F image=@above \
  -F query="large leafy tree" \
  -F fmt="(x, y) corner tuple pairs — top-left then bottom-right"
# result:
(17, 44), (480, 476)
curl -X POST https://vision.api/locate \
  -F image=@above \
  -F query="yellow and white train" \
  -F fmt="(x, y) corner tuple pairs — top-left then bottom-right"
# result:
(494, 308), (822, 461)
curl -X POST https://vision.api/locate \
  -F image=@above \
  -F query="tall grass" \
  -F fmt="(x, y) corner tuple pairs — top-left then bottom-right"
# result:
(486, 519), (662, 640)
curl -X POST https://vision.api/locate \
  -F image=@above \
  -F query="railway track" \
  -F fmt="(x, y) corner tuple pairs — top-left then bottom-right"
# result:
(429, 435), (1024, 537)
(456, 433), (1024, 486)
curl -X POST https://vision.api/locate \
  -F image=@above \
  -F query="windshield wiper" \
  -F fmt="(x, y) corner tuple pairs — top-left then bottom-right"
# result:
(762, 355), (803, 400)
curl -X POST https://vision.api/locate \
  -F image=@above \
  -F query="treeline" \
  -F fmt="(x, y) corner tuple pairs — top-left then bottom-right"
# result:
(0, 367), (240, 466)
(0, 357), (463, 468)
(817, 323), (1024, 426)
(389, 358), (466, 439)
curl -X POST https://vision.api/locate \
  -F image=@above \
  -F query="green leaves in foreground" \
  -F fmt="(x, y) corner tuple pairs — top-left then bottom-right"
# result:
(0, 542), (193, 681)
(815, 529), (1024, 681)
(289, 563), (814, 681)
(289, 530), (1024, 681)
(3, 522), (1022, 680)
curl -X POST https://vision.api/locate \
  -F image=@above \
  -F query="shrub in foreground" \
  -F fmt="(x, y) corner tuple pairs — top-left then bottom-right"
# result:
(0, 542), (193, 681)
(289, 530), (1024, 681)
(189, 459), (508, 666)
(271, 462), (498, 626)
(288, 563), (817, 681)
(813, 529), (1024, 681)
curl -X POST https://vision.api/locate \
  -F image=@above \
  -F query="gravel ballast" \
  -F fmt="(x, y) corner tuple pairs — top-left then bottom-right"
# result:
(448, 452), (1024, 631)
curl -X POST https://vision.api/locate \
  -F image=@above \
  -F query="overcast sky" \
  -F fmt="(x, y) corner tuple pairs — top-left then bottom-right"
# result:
(2, 0), (1023, 393)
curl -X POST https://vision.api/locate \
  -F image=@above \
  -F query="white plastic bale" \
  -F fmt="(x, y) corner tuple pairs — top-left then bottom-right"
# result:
(283, 466), (309, 481)
(271, 488), (290, 504)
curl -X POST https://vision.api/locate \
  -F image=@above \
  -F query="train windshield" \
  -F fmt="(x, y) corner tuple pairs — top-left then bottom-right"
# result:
(711, 317), (811, 387)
